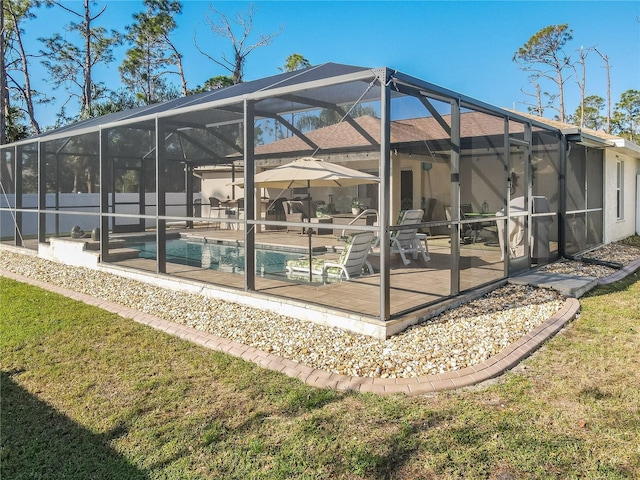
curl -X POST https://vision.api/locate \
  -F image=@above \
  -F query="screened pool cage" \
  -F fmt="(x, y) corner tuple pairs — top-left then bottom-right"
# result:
(0, 63), (604, 334)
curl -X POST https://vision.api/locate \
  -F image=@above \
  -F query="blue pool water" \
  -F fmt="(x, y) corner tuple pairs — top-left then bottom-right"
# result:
(131, 238), (301, 275)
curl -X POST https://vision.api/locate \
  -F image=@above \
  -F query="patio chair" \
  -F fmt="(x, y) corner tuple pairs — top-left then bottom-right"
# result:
(283, 200), (308, 233)
(285, 231), (375, 281)
(208, 197), (225, 229)
(422, 197), (437, 235)
(444, 205), (479, 244)
(223, 198), (245, 230)
(460, 204), (483, 243)
(284, 200), (324, 233)
(374, 209), (430, 265)
(265, 198), (287, 230)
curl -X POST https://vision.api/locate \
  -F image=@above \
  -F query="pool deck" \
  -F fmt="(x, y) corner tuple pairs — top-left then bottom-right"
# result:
(3, 226), (507, 338)
(105, 225), (506, 327)
(10, 221), (536, 337)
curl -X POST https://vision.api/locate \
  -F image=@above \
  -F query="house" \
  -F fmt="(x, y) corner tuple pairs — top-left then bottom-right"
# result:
(1, 63), (638, 338)
(508, 111), (640, 245)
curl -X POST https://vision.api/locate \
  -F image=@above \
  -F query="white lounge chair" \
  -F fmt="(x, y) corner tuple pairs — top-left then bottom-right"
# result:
(285, 231), (375, 281)
(375, 209), (430, 265)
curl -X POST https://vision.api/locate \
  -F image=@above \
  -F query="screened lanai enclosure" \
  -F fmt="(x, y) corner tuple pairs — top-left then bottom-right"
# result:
(0, 63), (604, 336)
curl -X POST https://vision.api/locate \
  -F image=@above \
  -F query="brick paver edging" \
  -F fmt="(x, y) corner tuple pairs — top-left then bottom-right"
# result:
(1, 268), (582, 396)
(596, 257), (640, 285)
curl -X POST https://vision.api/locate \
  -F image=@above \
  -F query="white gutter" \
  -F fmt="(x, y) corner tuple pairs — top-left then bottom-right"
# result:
(577, 133), (615, 148)
(610, 137), (640, 156)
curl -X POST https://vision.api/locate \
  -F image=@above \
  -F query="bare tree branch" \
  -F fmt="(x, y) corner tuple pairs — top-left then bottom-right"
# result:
(594, 47), (612, 133)
(195, 3), (283, 84)
(571, 46), (593, 128)
(49, 0), (106, 21)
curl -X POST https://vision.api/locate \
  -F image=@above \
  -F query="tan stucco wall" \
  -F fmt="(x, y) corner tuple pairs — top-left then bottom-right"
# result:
(604, 150), (640, 243)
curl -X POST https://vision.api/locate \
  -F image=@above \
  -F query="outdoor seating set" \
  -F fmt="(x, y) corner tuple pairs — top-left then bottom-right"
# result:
(443, 203), (500, 245)
(205, 203), (433, 284)
(208, 197), (244, 229)
(285, 208), (431, 282)
(282, 199), (328, 233)
(281, 198), (378, 235)
(211, 158), (432, 283)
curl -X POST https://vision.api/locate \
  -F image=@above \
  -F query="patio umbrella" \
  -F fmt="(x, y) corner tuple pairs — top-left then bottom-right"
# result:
(234, 157), (379, 281)
(233, 156), (379, 189)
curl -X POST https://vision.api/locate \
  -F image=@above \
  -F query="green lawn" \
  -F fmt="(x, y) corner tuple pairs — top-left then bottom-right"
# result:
(1, 271), (639, 479)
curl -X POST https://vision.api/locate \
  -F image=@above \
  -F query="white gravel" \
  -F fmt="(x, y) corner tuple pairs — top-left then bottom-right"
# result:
(2, 243), (638, 378)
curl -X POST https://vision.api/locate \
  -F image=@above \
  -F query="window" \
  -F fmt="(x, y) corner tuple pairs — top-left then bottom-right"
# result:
(616, 160), (624, 219)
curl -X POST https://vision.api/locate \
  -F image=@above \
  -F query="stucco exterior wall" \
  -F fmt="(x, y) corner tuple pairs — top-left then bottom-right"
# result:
(603, 150), (640, 243)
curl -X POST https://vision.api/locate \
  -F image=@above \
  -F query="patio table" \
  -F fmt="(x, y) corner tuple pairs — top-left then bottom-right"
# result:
(308, 217), (333, 235)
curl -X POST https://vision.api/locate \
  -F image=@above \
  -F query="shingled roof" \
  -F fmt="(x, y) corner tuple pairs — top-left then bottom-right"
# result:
(251, 111), (526, 158)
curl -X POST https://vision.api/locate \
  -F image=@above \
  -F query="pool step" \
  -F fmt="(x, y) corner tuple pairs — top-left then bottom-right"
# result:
(84, 239), (127, 251)
(102, 247), (141, 262)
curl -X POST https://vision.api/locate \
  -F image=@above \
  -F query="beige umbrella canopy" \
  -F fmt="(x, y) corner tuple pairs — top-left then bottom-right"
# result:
(233, 157), (379, 189)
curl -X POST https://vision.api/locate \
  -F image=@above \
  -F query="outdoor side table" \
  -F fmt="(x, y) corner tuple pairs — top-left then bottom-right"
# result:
(308, 217), (333, 235)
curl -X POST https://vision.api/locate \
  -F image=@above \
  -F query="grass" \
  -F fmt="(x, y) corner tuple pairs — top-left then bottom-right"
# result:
(620, 234), (640, 248)
(1, 270), (639, 479)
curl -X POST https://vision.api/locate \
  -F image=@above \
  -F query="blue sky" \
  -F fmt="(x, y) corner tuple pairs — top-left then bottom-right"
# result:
(23, 0), (640, 129)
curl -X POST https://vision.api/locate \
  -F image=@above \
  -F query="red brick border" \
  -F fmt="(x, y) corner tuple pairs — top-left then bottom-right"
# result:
(0, 268), (585, 396)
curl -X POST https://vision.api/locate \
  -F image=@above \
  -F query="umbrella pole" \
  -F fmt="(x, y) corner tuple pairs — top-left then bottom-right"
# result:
(307, 226), (314, 282)
(307, 182), (313, 283)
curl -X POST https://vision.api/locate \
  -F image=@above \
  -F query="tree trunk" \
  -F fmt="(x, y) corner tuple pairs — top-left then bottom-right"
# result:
(595, 48), (611, 134)
(605, 60), (611, 133)
(557, 67), (566, 123)
(7, 2), (41, 134)
(83, 0), (92, 117)
(535, 83), (543, 116)
(86, 167), (93, 193)
(146, 44), (153, 103)
(233, 50), (243, 84)
(1, 0), (6, 145)
(166, 38), (188, 96)
(578, 47), (587, 129)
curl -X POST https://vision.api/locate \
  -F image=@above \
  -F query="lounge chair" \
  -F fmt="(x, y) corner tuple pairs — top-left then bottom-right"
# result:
(375, 209), (430, 265)
(285, 231), (375, 281)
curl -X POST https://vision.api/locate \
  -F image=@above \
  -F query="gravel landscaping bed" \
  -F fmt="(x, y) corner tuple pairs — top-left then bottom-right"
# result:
(2, 241), (638, 378)
(538, 242), (640, 277)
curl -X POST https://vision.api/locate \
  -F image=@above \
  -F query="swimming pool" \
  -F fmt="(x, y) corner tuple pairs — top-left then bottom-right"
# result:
(131, 239), (302, 275)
